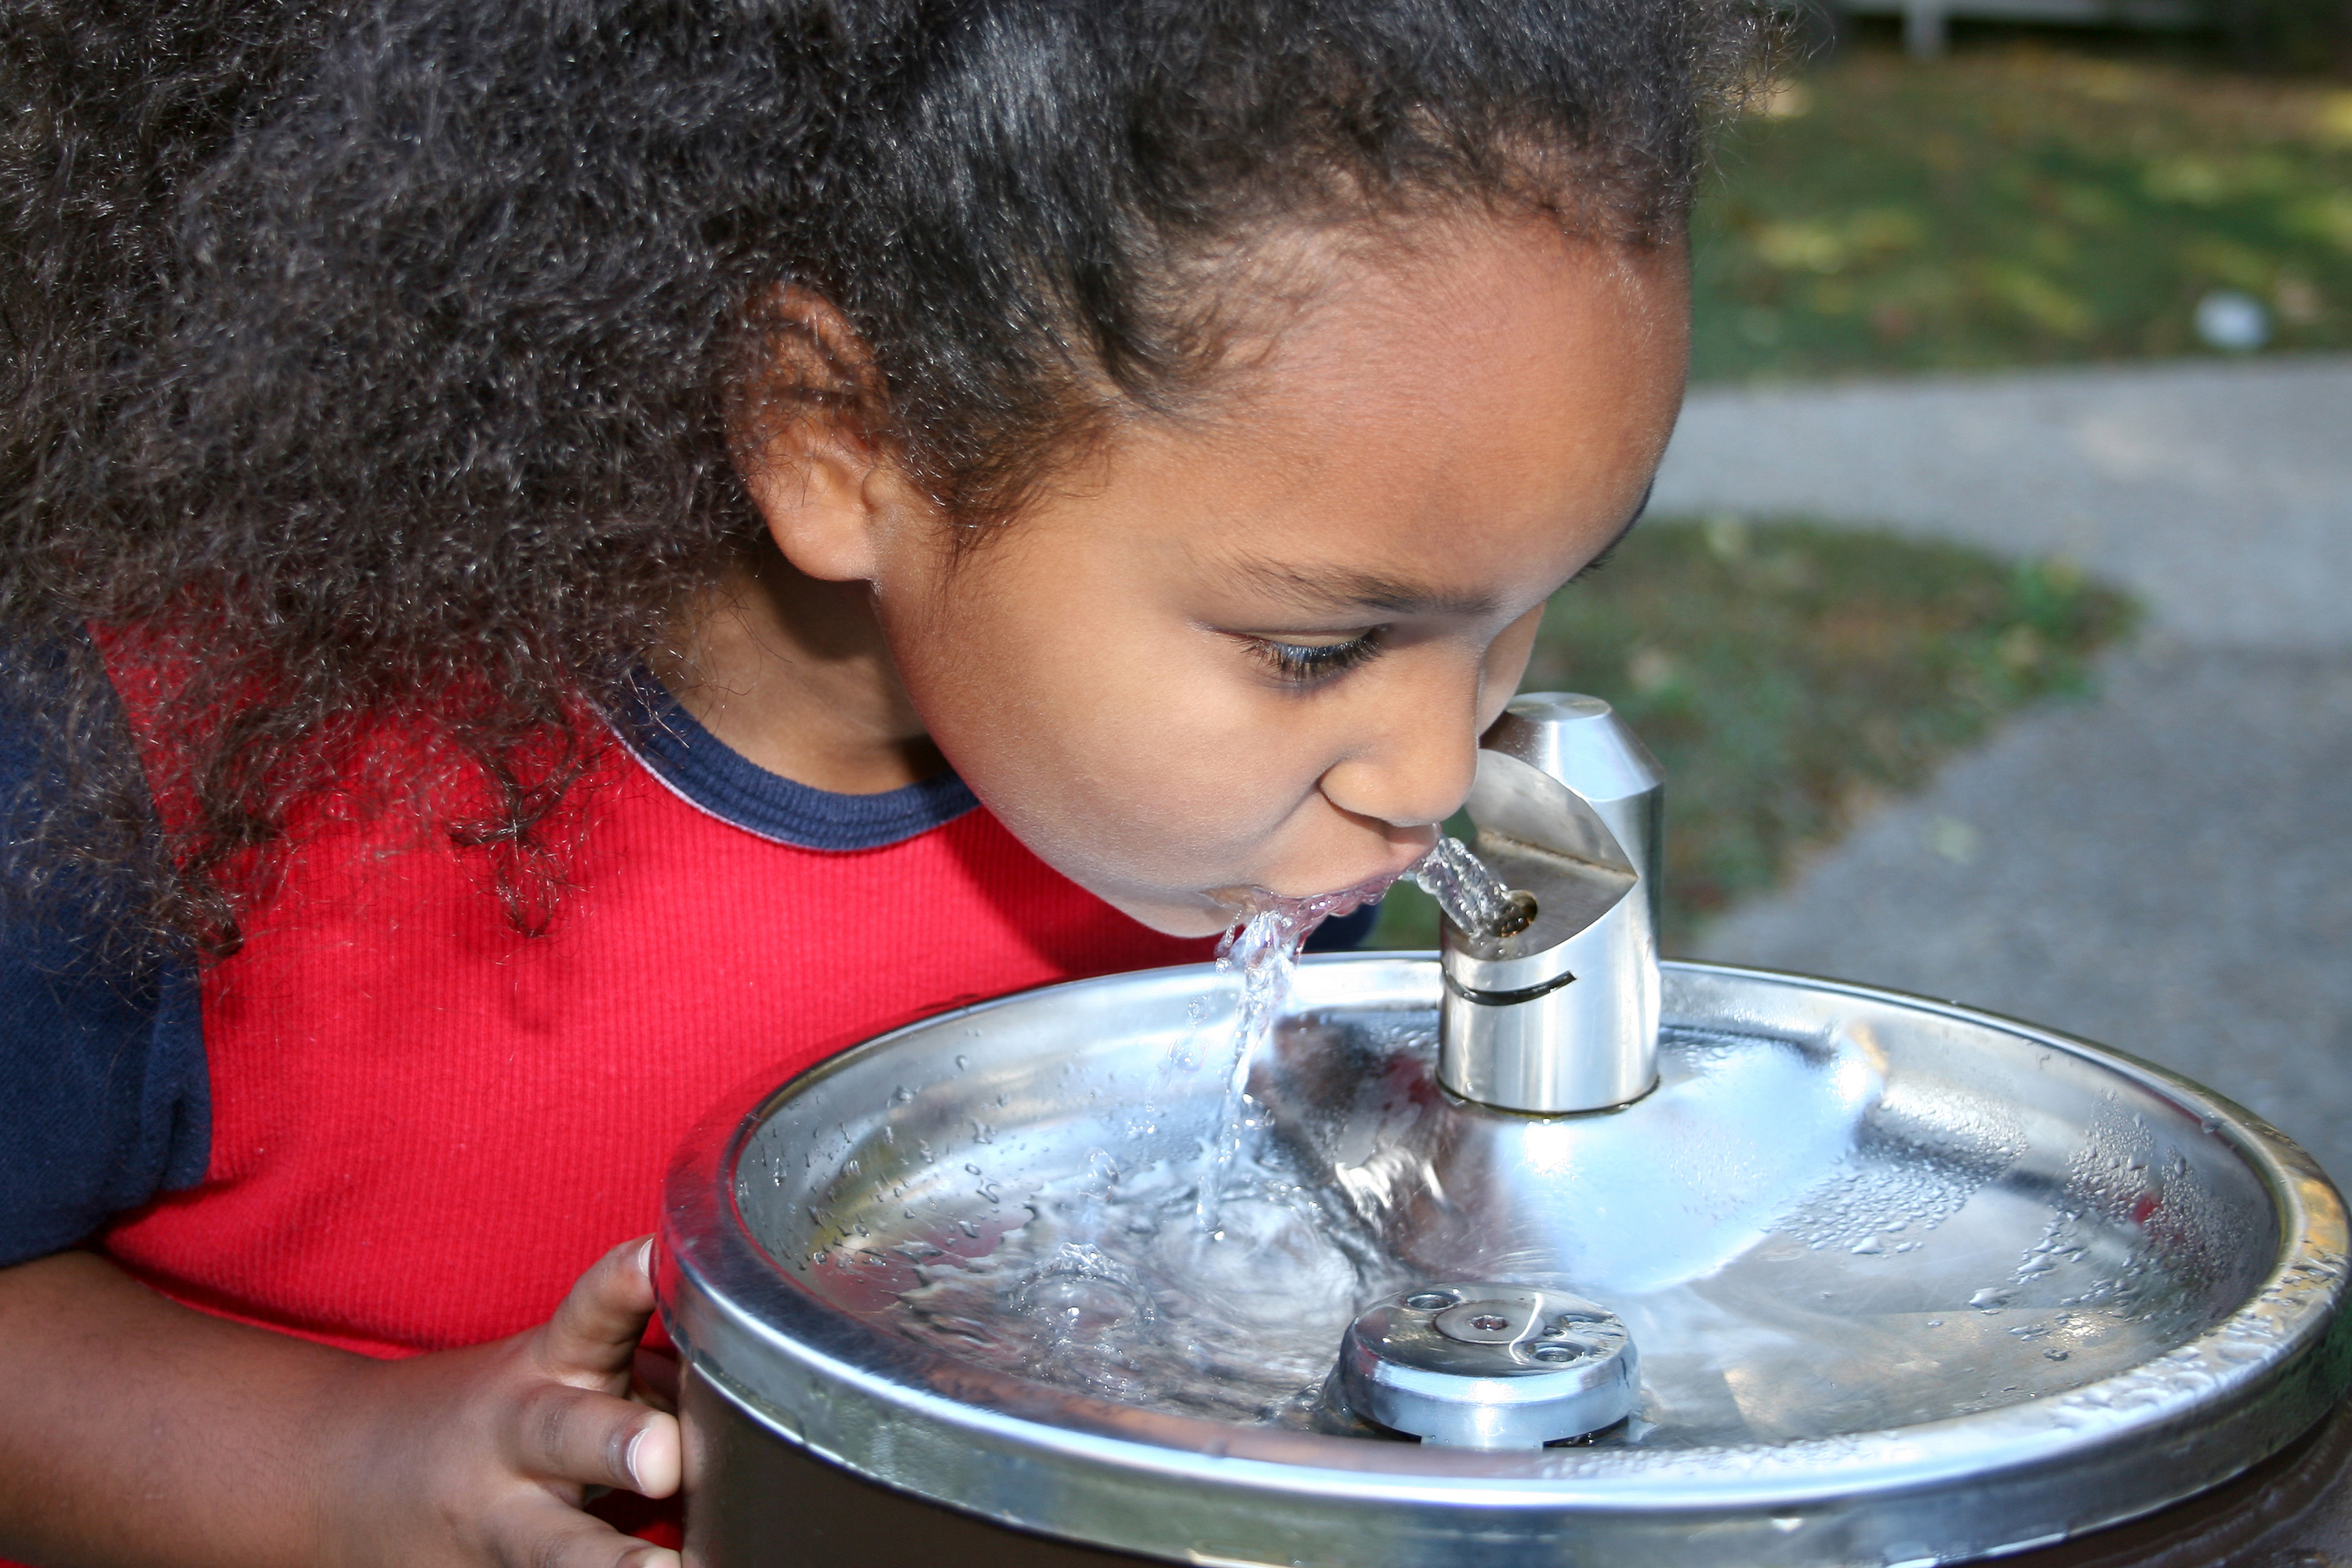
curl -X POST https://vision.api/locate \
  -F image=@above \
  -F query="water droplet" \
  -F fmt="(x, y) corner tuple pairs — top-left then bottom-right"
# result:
(2045, 1348), (2071, 1361)
(956, 1054), (970, 1072)
(1969, 1287), (2013, 1310)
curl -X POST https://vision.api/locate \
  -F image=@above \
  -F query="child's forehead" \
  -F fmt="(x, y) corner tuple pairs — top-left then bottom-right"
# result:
(971, 227), (1681, 605)
(1098, 238), (1682, 497)
(1196, 216), (1663, 373)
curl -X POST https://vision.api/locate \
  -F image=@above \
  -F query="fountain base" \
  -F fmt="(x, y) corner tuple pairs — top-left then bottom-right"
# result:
(659, 957), (2352, 1568)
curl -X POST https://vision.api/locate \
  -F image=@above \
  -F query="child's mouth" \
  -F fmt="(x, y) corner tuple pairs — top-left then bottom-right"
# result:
(1210, 865), (1410, 925)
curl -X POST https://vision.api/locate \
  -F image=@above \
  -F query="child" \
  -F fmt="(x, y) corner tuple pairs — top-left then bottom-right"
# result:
(0, 1), (1755, 1563)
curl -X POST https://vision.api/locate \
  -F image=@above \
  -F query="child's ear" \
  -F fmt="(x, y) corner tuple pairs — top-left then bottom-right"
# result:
(734, 287), (932, 583)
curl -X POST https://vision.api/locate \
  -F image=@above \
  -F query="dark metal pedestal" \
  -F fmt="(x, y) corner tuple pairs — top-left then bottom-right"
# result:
(682, 1370), (1134, 1567)
(681, 1370), (2352, 1568)
(2002, 1392), (2352, 1568)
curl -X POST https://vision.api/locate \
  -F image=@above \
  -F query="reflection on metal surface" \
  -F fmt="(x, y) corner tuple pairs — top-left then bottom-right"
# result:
(1437, 695), (1664, 1113)
(659, 958), (2352, 1568)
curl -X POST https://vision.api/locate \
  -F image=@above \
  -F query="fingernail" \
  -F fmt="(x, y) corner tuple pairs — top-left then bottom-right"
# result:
(637, 1237), (655, 1278)
(625, 1425), (649, 1492)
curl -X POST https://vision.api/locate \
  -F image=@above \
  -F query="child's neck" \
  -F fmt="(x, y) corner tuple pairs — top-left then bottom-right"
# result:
(652, 543), (946, 794)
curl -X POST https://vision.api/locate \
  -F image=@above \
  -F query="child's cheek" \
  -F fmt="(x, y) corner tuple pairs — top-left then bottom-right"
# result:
(957, 647), (1317, 867)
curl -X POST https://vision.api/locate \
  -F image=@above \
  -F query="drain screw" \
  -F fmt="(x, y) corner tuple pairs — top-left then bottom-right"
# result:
(1338, 1282), (1638, 1449)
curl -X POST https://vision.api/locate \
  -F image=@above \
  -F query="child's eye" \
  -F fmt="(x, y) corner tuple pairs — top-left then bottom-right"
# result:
(1243, 630), (1385, 685)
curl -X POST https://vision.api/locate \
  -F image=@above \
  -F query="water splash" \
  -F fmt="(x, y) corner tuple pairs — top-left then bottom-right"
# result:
(1196, 890), (1364, 1233)
(1189, 840), (1515, 1232)
(1411, 835), (1526, 938)
(873, 1017), (2215, 1442)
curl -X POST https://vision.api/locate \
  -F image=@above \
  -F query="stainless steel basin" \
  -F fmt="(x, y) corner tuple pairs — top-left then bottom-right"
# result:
(659, 956), (2352, 1567)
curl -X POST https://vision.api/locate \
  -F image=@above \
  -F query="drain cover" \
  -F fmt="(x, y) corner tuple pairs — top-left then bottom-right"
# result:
(1338, 1283), (1638, 1448)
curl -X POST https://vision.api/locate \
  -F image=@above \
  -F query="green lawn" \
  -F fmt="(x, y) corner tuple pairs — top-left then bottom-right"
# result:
(1691, 45), (2352, 382)
(1366, 518), (2137, 953)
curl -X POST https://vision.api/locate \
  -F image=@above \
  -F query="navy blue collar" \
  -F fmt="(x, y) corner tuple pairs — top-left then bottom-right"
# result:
(612, 669), (978, 851)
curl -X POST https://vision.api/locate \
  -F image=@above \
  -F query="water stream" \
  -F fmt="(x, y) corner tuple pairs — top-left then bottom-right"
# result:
(1194, 837), (1504, 1232)
(1409, 834), (1523, 937)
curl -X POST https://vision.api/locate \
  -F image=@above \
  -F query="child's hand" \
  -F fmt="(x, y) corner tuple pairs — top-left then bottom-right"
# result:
(324, 1235), (683, 1568)
(0, 1236), (682, 1568)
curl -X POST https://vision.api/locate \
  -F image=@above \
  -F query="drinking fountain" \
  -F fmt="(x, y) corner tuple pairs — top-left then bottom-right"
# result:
(658, 695), (2352, 1567)
(1433, 691), (1661, 1116)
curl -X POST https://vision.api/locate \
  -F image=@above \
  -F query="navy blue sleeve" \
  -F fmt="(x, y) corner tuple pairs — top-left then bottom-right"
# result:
(1305, 901), (1381, 953)
(0, 667), (208, 1268)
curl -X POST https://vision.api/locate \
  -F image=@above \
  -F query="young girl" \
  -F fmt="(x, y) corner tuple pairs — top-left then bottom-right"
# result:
(0, 1), (1755, 1563)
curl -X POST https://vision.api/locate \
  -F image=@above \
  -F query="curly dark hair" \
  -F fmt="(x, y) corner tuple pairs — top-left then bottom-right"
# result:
(0, 0), (1768, 956)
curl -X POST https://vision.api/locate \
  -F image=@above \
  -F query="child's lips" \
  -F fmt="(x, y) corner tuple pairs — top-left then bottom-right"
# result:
(1209, 862), (1414, 920)
(1203, 837), (1436, 920)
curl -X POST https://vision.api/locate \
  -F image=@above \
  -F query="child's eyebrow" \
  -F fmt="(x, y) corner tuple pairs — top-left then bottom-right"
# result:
(1223, 478), (1652, 618)
(1226, 557), (1501, 619)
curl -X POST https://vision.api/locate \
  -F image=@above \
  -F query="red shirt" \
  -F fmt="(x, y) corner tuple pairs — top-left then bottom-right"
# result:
(101, 755), (1210, 1353)
(13, 668), (1214, 1556)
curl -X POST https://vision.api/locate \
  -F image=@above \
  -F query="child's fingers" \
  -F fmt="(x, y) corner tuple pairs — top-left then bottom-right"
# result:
(537, 1237), (660, 1380)
(508, 1381), (681, 1497)
(485, 1488), (681, 1568)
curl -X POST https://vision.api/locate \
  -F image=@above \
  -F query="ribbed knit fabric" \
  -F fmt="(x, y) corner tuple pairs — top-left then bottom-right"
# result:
(56, 705), (1212, 1556)
(103, 759), (1210, 1352)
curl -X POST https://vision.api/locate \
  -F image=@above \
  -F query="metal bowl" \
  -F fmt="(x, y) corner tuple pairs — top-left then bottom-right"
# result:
(659, 956), (2352, 1568)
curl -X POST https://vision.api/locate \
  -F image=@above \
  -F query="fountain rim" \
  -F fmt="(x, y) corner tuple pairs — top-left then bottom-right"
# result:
(657, 956), (2352, 1522)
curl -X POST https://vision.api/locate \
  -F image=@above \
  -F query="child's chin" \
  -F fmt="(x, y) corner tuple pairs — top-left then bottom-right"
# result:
(1098, 888), (1243, 939)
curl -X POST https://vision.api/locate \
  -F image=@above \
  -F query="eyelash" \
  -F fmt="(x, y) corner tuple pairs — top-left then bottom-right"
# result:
(1247, 630), (1385, 685)
(1571, 539), (1622, 583)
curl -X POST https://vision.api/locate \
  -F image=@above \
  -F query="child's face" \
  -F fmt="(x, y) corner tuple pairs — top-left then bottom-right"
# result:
(779, 221), (1686, 936)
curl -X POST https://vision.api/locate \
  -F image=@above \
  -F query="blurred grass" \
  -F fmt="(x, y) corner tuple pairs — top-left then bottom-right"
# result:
(1691, 44), (2352, 381)
(1366, 517), (2137, 953)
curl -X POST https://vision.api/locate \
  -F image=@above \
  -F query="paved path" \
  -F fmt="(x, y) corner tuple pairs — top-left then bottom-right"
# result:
(1650, 355), (2352, 1181)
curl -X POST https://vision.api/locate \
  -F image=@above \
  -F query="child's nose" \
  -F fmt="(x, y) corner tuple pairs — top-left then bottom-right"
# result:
(1316, 676), (1483, 830)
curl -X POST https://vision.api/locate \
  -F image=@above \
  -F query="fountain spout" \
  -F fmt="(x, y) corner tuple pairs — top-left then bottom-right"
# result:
(1437, 693), (1663, 1113)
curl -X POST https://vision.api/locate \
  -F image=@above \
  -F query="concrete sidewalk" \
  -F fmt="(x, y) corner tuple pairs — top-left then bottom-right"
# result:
(1648, 355), (2352, 1181)
(1653, 355), (2352, 648)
